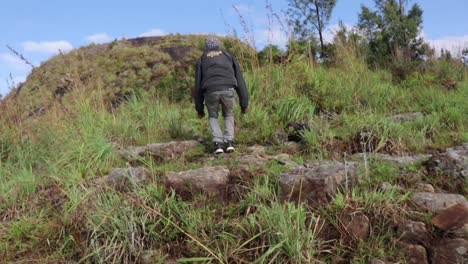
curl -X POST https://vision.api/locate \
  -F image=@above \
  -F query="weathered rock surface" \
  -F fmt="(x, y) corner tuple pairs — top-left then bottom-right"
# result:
(96, 167), (149, 190)
(432, 238), (468, 264)
(425, 143), (468, 192)
(452, 224), (468, 239)
(391, 112), (423, 122)
(164, 166), (229, 198)
(280, 161), (360, 203)
(342, 212), (370, 240)
(431, 203), (468, 231)
(236, 153), (296, 167)
(354, 153), (431, 167)
(368, 259), (386, 264)
(414, 183), (435, 193)
(121, 140), (201, 163)
(398, 242), (428, 264)
(411, 192), (468, 213)
(397, 220), (428, 243)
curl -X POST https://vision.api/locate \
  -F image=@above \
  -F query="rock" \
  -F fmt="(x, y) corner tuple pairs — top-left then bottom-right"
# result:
(236, 153), (295, 167)
(248, 145), (267, 155)
(121, 140), (201, 163)
(164, 166), (229, 199)
(398, 172), (423, 183)
(398, 242), (428, 264)
(96, 167), (149, 190)
(397, 220), (428, 243)
(431, 203), (468, 231)
(432, 238), (468, 264)
(368, 259), (386, 264)
(284, 141), (302, 154)
(354, 153), (431, 167)
(452, 224), (468, 239)
(236, 154), (268, 166)
(378, 154), (431, 167)
(414, 183), (435, 193)
(411, 192), (468, 213)
(279, 161), (360, 203)
(342, 212), (369, 240)
(425, 143), (468, 192)
(391, 112), (423, 122)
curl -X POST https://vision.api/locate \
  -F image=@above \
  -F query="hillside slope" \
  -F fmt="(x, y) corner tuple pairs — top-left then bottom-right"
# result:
(4, 35), (255, 117)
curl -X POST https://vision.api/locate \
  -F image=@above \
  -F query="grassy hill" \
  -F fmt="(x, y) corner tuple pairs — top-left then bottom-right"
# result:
(0, 35), (467, 263)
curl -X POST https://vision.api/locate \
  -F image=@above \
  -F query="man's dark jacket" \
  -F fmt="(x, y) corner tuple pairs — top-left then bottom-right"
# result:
(194, 49), (248, 114)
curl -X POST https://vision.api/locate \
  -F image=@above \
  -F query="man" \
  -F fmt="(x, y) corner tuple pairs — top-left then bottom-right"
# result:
(194, 37), (249, 154)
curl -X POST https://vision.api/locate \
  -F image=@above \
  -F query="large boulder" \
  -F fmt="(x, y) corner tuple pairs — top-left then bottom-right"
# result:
(121, 140), (201, 163)
(411, 192), (468, 213)
(425, 143), (468, 192)
(431, 203), (468, 231)
(397, 220), (428, 244)
(279, 161), (360, 203)
(398, 242), (428, 264)
(432, 238), (468, 264)
(164, 166), (229, 199)
(96, 167), (150, 190)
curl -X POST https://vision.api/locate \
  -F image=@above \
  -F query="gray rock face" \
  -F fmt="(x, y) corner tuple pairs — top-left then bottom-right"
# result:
(432, 238), (468, 264)
(391, 112), (423, 122)
(164, 166), (229, 199)
(397, 220), (428, 243)
(425, 143), (468, 191)
(121, 140), (201, 163)
(97, 167), (149, 190)
(280, 161), (360, 203)
(412, 192), (468, 213)
(398, 242), (428, 264)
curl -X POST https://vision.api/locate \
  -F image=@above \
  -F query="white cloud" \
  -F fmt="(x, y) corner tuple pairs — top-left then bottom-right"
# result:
(258, 28), (289, 48)
(426, 35), (468, 57)
(139, 28), (166, 37)
(86, 33), (112, 44)
(323, 23), (355, 44)
(0, 53), (31, 70)
(22, 40), (73, 54)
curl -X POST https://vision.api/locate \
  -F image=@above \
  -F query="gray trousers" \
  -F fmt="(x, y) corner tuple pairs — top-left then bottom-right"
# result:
(205, 88), (235, 143)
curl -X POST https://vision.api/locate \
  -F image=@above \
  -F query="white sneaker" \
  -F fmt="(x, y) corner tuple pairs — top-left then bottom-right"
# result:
(214, 142), (224, 154)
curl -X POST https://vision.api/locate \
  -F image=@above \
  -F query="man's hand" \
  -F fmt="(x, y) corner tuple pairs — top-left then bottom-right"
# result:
(241, 108), (248, 114)
(197, 112), (205, 119)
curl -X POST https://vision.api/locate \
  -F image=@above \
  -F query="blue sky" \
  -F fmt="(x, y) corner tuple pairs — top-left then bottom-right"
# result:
(1, 0), (467, 95)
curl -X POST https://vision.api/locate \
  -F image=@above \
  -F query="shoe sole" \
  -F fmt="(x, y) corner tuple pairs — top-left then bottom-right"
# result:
(226, 147), (235, 153)
(214, 149), (224, 155)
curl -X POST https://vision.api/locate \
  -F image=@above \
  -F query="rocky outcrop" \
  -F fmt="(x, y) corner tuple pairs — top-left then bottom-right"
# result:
(279, 161), (360, 203)
(397, 220), (428, 244)
(411, 192), (468, 213)
(164, 166), (229, 199)
(432, 238), (468, 264)
(121, 140), (201, 163)
(431, 203), (468, 231)
(425, 143), (468, 193)
(353, 153), (431, 167)
(398, 242), (428, 264)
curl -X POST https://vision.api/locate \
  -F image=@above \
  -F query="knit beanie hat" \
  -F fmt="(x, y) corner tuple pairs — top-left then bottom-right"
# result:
(205, 37), (221, 51)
